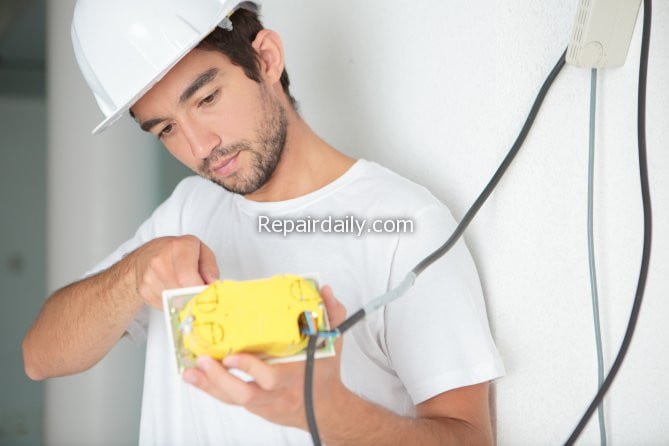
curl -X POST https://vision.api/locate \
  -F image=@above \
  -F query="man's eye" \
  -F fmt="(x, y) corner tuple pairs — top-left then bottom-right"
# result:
(200, 91), (219, 106)
(158, 124), (174, 138)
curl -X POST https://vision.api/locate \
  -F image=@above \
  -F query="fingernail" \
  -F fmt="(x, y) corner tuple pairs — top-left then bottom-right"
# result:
(223, 355), (238, 368)
(196, 356), (211, 371)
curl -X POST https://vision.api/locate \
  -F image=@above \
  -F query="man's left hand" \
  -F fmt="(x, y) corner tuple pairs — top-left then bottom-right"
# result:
(182, 285), (350, 430)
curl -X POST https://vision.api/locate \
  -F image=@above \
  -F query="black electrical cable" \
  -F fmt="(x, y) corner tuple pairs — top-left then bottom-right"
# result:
(565, 0), (652, 443)
(304, 335), (321, 446)
(304, 49), (567, 445)
(333, 308), (364, 335)
(413, 49), (566, 276)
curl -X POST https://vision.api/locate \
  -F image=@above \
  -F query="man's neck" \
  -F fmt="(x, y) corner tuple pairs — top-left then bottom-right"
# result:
(244, 112), (356, 202)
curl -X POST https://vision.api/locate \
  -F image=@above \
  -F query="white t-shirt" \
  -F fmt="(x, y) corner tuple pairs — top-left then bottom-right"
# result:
(87, 159), (504, 445)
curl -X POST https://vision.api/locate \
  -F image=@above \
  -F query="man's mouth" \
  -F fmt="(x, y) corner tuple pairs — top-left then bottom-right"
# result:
(210, 151), (241, 177)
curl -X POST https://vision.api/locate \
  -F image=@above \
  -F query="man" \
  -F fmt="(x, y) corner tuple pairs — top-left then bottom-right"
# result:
(23, 2), (504, 444)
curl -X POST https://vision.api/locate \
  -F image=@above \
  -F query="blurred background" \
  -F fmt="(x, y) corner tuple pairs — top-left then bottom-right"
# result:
(0, 0), (190, 444)
(0, 1), (45, 443)
(1, 0), (667, 444)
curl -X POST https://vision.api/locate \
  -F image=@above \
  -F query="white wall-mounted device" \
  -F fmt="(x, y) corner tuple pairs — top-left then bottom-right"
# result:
(567, 0), (642, 68)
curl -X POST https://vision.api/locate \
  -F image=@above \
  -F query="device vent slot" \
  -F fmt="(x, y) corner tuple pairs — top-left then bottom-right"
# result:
(569, 0), (591, 62)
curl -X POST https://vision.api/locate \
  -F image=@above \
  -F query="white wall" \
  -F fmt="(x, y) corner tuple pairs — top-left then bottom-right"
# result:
(262, 1), (668, 444)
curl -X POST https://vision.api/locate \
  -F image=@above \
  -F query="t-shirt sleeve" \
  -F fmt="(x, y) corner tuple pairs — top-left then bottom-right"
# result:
(384, 203), (505, 405)
(82, 177), (195, 345)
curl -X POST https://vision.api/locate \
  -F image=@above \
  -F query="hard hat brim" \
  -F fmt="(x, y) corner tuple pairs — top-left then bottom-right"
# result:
(92, 109), (125, 135)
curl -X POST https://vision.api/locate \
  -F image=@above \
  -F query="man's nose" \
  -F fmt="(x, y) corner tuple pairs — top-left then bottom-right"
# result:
(181, 119), (221, 160)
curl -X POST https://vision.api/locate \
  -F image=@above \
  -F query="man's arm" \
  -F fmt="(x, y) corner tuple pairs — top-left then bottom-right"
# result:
(183, 286), (493, 445)
(22, 258), (141, 380)
(22, 235), (219, 381)
(319, 382), (492, 446)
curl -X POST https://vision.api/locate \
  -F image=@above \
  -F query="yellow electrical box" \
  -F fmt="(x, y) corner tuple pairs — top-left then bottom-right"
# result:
(177, 274), (326, 359)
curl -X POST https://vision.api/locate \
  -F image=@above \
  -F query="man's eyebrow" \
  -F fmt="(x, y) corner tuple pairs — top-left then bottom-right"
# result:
(140, 117), (167, 132)
(179, 67), (219, 104)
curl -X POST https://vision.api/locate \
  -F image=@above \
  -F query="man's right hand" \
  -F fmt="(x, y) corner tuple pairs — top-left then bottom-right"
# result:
(129, 235), (220, 309)
(22, 234), (219, 380)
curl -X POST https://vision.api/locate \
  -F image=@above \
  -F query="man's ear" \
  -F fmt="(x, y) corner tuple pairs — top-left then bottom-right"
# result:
(251, 29), (285, 85)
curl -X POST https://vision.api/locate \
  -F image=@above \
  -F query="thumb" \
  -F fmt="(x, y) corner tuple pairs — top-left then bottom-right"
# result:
(319, 285), (347, 328)
(198, 242), (220, 284)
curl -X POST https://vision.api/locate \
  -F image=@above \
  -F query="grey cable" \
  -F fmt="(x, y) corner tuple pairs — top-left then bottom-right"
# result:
(362, 272), (416, 315)
(587, 68), (607, 445)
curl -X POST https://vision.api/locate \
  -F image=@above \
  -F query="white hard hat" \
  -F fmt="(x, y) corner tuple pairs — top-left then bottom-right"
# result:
(71, 0), (259, 134)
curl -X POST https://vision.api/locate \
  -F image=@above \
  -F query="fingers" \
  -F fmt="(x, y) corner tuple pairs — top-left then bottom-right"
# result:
(198, 242), (220, 284)
(223, 354), (289, 391)
(132, 235), (219, 309)
(184, 356), (260, 406)
(319, 285), (347, 357)
(319, 285), (347, 327)
(170, 235), (207, 287)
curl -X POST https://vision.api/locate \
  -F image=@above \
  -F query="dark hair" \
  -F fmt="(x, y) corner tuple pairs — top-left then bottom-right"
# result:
(197, 8), (297, 109)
